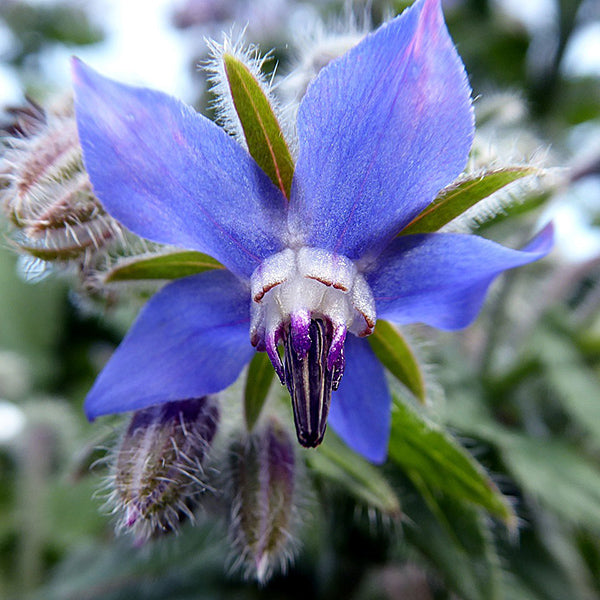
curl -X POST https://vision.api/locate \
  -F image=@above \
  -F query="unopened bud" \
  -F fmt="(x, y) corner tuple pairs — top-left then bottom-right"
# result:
(228, 417), (298, 583)
(0, 97), (122, 264)
(109, 397), (219, 542)
(0, 98), (46, 138)
(279, 11), (368, 105)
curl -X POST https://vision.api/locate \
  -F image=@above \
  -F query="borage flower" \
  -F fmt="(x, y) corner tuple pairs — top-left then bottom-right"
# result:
(72, 0), (552, 463)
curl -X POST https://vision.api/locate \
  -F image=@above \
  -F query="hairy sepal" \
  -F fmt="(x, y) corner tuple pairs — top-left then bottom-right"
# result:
(400, 166), (538, 235)
(223, 53), (294, 198)
(104, 250), (224, 282)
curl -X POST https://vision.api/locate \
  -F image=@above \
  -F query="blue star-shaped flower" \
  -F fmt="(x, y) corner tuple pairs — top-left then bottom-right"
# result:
(73, 0), (552, 463)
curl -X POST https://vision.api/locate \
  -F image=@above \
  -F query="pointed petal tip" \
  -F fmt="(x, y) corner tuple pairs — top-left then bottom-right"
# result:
(340, 433), (388, 464)
(421, 0), (443, 20)
(83, 393), (102, 422)
(83, 405), (96, 423)
(71, 57), (87, 93)
(83, 384), (114, 421)
(364, 446), (388, 465)
(526, 221), (554, 255)
(381, 0), (442, 35)
(71, 59), (126, 108)
(70, 55), (81, 74)
(71, 56), (94, 88)
(413, 0), (441, 28)
(70, 58), (110, 116)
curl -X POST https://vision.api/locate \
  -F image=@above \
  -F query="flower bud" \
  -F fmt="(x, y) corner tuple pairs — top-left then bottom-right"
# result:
(109, 397), (219, 542)
(0, 97), (122, 265)
(228, 417), (298, 583)
(279, 10), (369, 105)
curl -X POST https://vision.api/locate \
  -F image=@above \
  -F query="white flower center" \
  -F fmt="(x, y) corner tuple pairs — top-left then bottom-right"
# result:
(250, 247), (375, 346)
(249, 247), (376, 447)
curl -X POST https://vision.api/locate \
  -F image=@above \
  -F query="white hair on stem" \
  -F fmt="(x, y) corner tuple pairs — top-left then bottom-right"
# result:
(203, 30), (291, 150)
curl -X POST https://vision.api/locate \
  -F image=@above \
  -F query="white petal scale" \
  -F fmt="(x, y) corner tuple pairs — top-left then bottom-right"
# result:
(249, 247), (376, 358)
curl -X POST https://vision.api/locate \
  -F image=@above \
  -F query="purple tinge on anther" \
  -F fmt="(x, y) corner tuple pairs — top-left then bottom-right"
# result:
(290, 310), (311, 358)
(283, 318), (339, 447)
(327, 323), (347, 382)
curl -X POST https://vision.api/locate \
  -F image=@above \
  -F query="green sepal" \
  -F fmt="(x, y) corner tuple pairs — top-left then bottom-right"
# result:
(307, 432), (401, 517)
(388, 396), (516, 527)
(104, 251), (223, 282)
(368, 320), (426, 402)
(223, 53), (294, 198)
(243, 351), (275, 432)
(400, 166), (537, 235)
(476, 189), (551, 231)
(16, 243), (90, 262)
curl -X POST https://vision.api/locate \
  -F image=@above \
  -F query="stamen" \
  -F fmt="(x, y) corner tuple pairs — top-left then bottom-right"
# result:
(290, 309), (311, 358)
(283, 318), (336, 448)
(327, 323), (347, 388)
(265, 326), (285, 383)
(250, 247), (376, 448)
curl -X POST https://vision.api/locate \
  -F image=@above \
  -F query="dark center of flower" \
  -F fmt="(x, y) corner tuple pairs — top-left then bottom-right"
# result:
(282, 318), (344, 448)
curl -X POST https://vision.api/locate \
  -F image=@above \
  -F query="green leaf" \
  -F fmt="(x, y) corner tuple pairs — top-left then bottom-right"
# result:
(243, 351), (275, 431)
(34, 523), (228, 600)
(104, 251), (223, 282)
(388, 396), (515, 526)
(403, 484), (501, 600)
(499, 524), (595, 600)
(0, 248), (65, 387)
(533, 327), (600, 444)
(500, 572), (552, 600)
(501, 434), (600, 531)
(223, 53), (294, 198)
(368, 320), (426, 402)
(307, 433), (401, 517)
(444, 393), (600, 532)
(400, 167), (536, 235)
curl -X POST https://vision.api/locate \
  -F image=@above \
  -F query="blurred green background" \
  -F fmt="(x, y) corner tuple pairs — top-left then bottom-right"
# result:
(1, 1), (600, 599)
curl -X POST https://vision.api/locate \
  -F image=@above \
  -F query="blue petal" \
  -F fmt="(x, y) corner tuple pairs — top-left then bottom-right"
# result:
(72, 59), (287, 279)
(85, 270), (254, 419)
(367, 224), (553, 330)
(328, 336), (391, 464)
(290, 0), (473, 260)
